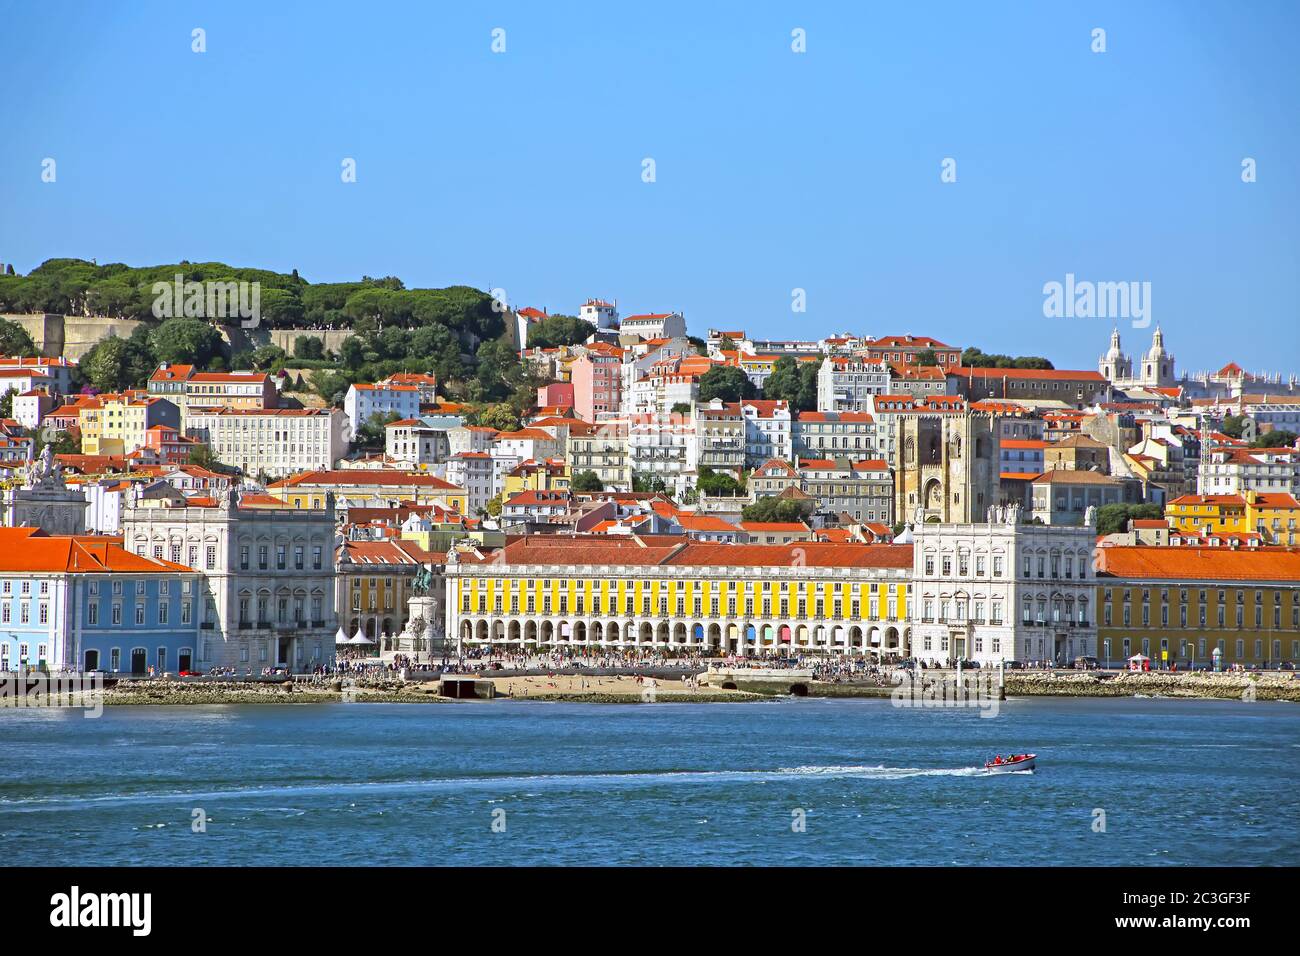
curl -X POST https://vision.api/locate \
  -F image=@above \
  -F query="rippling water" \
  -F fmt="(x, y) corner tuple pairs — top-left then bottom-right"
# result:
(1, 697), (1296, 866)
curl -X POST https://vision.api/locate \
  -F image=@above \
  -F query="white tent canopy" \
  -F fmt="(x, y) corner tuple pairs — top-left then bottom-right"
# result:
(335, 627), (349, 645)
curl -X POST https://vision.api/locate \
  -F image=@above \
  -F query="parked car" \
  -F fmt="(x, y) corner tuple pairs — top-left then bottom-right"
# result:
(1002, 660), (1027, 670)
(1074, 656), (1100, 670)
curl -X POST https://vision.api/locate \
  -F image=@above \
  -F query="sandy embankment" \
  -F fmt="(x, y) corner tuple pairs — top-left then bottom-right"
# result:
(488, 673), (761, 703)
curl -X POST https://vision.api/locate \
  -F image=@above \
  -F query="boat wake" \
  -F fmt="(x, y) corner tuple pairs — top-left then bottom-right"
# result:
(0, 763), (1005, 811)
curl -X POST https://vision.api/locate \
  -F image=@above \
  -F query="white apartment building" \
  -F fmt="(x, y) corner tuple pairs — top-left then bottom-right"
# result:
(444, 452), (496, 514)
(0, 356), (77, 395)
(741, 399), (792, 466)
(1200, 445), (1300, 497)
(817, 356), (892, 413)
(629, 413), (697, 493)
(793, 411), (890, 459)
(344, 382), (421, 434)
(384, 413), (463, 467)
(911, 508), (1098, 667)
(12, 388), (55, 430)
(621, 311), (686, 340)
(186, 408), (349, 479)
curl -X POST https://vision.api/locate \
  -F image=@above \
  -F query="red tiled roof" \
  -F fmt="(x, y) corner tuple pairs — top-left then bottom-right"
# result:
(1097, 546), (1300, 582)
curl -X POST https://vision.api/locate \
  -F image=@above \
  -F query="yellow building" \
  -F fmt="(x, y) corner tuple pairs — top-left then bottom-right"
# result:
(445, 535), (913, 657)
(79, 392), (180, 456)
(1096, 546), (1300, 667)
(1168, 491), (1300, 545)
(267, 469), (467, 514)
(502, 459), (569, 498)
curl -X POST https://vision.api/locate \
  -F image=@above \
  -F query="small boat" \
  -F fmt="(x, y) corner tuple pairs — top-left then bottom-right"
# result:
(984, 753), (1035, 773)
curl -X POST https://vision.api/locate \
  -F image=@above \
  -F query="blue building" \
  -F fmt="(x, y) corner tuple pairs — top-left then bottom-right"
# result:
(0, 528), (201, 674)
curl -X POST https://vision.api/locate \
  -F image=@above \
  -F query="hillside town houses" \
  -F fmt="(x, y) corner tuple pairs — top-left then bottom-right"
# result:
(1, 308), (1299, 677)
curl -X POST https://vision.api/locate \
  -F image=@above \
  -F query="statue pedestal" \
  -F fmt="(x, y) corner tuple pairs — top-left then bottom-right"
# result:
(406, 594), (446, 662)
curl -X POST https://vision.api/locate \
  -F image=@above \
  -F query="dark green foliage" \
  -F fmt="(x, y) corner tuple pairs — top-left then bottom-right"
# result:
(0, 317), (37, 355)
(741, 495), (812, 523)
(149, 317), (224, 368)
(294, 336), (325, 360)
(526, 314), (594, 349)
(1250, 429), (1298, 448)
(1095, 502), (1165, 535)
(356, 410), (402, 449)
(570, 470), (603, 493)
(1219, 415), (1246, 439)
(962, 347), (1054, 370)
(762, 356), (818, 411)
(696, 466), (745, 497)
(698, 365), (756, 404)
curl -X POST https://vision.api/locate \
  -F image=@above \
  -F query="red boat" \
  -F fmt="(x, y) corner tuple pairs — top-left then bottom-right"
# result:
(984, 753), (1036, 773)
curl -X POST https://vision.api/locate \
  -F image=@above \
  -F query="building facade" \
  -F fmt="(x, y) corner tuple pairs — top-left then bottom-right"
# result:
(186, 407), (348, 478)
(911, 509), (1097, 666)
(120, 490), (338, 673)
(1096, 546), (1300, 668)
(445, 536), (913, 658)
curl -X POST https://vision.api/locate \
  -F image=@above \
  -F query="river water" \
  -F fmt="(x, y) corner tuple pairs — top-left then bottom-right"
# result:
(1, 697), (1295, 866)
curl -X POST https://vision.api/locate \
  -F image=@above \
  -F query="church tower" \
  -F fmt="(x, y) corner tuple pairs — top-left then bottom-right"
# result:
(1140, 326), (1175, 387)
(1098, 328), (1132, 384)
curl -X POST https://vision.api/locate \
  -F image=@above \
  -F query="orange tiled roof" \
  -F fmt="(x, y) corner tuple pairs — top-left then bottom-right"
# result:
(0, 528), (193, 574)
(1097, 546), (1300, 582)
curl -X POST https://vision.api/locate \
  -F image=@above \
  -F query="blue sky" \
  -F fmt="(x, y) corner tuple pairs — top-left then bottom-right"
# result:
(1, 0), (1296, 375)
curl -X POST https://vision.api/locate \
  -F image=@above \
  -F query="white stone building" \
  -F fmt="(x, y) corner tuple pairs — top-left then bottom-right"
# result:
(910, 507), (1098, 667)
(740, 399), (792, 466)
(185, 407), (349, 479)
(120, 490), (338, 673)
(817, 356), (892, 413)
(344, 382), (421, 435)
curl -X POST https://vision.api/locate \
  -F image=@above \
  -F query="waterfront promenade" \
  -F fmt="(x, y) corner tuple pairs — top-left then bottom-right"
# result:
(45, 660), (1300, 705)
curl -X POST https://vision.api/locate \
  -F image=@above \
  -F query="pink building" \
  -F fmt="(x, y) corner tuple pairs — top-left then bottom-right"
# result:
(570, 343), (625, 422)
(536, 382), (574, 410)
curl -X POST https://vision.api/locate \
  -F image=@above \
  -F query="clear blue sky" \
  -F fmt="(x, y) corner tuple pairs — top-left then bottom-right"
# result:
(1, 0), (1296, 375)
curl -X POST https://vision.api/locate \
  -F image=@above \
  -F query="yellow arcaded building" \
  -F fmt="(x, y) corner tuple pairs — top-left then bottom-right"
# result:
(444, 535), (913, 657)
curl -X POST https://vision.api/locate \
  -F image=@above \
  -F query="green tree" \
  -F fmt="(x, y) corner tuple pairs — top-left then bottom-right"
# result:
(188, 443), (224, 470)
(763, 356), (801, 405)
(309, 369), (352, 405)
(81, 335), (156, 391)
(0, 317), (36, 355)
(249, 344), (287, 371)
(526, 314), (594, 349)
(149, 317), (224, 368)
(34, 428), (79, 459)
(741, 495), (812, 523)
(570, 470), (604, 493)
(477, 402), (520, 432)
(697, 365), (755, 403)
(913, 348), (938, 366)
(1095, 503), (1165, 535)
(0, 387), (14, 419)
(356, 410), (402, 449)
(671, 401), (692, 415)
(1249, 429), (1298, 448)
(632, 471), (668, 494)
(294, 335), (325, 360)
(697, 466), (745, 497)
(1219, 415), (1247, 439)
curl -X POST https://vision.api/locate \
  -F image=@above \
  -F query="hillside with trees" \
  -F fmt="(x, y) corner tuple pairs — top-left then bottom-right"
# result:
(1, 258), (521, 409)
